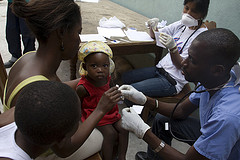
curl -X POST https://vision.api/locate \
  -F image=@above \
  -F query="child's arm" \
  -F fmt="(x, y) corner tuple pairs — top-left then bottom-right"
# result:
(51, 86), (122, 158)
(63, 78), (81, 90)
(76, 84), (88, 102)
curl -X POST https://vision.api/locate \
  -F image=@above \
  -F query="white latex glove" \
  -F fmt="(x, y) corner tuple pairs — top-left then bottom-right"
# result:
(159, 32), (176, 50)
(147, 18), (159, 30)
(119, 85), (147, 105)
(122, 107), (150, 139)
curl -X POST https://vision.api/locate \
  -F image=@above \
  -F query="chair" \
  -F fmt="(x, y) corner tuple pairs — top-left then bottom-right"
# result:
(0, 54), (7, 105)
(141, 83), (192, 123)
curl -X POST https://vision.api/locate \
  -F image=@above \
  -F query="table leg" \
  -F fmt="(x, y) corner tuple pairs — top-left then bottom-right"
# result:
(154, 47), (163, 65)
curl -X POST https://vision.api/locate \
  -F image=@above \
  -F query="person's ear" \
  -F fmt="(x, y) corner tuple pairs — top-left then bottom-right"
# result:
(212, 64), (225, 76)
(56, 27), (65, 40)
(56, 27), (65, 51)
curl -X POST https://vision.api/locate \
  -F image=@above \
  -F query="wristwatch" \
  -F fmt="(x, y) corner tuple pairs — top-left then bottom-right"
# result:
(154, 141), (165, 153)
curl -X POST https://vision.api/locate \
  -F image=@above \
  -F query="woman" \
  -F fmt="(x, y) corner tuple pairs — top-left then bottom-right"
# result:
(2, 0), (119, 159)
(3, 0), (82, 110)
(122, 0), (210, 102)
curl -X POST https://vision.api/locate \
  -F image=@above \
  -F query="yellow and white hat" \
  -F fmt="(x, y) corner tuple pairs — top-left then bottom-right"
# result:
(78, 41), (115, 75)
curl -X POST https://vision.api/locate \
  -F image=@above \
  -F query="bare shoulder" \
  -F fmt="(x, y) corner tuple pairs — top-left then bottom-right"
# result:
(76, 84), (88, 99)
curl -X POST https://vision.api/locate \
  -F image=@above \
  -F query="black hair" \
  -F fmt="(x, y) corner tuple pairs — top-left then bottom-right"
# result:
(195, 28), (240, 70)
(184, 0), (210, 19)
(11, 0), (82, 42)
(15, 81), (80, 145)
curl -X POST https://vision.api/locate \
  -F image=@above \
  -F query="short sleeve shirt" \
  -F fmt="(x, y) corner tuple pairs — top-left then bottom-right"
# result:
(189, 72), (240, 160)
(155, 20), (208, 93)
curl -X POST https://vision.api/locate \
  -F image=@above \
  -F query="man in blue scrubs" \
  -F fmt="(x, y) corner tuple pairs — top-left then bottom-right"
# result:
(120, 28), (240, 160)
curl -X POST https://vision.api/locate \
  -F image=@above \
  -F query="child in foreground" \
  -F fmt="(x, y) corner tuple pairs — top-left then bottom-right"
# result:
(76, 41), (129, 160)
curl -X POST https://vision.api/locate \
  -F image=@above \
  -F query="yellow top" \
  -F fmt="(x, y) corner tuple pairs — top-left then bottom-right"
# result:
(3, 75), (49, 111)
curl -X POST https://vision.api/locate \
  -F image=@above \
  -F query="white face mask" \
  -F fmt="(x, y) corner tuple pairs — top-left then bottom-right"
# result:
(181, 13), (199, 27)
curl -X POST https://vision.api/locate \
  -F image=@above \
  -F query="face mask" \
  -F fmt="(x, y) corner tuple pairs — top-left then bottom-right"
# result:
(181, 13), (199, 27)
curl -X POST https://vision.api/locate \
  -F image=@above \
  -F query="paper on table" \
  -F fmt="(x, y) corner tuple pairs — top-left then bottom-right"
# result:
(131, 105), (144, 114)
(79, 0), (99, 3)
(80, 34), (106, 42)
(124, 29), (154, 42)
(97, 27), (126, 39)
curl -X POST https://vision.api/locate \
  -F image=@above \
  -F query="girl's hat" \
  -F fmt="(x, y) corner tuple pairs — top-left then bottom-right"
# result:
(78, 41), (115, 75)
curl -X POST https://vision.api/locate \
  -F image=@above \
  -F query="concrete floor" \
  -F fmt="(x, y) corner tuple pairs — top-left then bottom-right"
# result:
(0, 0), (190, 159)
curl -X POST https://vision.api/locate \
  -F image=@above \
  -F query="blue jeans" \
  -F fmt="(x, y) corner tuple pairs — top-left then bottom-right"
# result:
(147, 114), (201, 160)
(122, 67), (177, 106)
(6, 3), (35, 59)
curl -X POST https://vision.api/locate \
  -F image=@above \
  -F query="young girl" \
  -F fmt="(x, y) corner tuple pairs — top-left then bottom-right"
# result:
(76, 41), (129, 160)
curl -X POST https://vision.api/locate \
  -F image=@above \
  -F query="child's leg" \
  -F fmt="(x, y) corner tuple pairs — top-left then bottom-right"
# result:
(114, 119), (129, 160)
(97, 124), (118, 160)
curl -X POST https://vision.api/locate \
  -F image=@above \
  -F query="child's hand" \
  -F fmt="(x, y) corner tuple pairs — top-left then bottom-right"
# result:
(97, 86), (122, 113)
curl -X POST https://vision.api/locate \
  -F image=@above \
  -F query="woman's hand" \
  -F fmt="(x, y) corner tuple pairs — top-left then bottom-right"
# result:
(204, 20), (216, 30)
(159, 32), (177, 52)
(96, 86), (122, 113)
(147, 18), (159, 31)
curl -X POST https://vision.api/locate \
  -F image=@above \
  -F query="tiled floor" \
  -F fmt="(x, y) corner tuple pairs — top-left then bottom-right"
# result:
(0, 0), (190, 159)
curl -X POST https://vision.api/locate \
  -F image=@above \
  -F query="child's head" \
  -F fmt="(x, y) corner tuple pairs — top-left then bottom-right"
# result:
(78, 41), (115, 77)
(15, 81), (80, 146)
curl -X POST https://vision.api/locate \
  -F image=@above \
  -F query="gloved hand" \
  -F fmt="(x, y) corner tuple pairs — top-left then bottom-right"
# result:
(119, 85), (147, 105)
(147, 18), (159, 30)
(122, 107), (150, 139)
(159, 32), (177, 50)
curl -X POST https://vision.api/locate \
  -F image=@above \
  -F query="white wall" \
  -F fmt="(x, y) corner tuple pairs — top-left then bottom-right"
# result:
(111, 0), (240, 38)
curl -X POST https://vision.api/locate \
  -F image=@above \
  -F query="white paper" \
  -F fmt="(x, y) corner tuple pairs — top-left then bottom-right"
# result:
(79, 0), (99, 3)
(131, 105), (144, 114)
(124, 29), (154, 42)
(80, 34), (106, 42)
(97, 27), (126, 39)
(99, 16), (126, 28)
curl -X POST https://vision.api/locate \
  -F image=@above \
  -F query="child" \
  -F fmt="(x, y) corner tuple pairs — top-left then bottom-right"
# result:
(0, 81), (122, 159)
(76, 41), (129, 160)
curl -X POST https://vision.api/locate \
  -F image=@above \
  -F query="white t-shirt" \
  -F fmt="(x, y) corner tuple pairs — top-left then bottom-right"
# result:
(0, 122), (32, 160)
(155, 20), (208, 93)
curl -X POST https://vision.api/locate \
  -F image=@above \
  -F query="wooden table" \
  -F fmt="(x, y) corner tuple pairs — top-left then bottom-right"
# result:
(70, 0), (162, 79)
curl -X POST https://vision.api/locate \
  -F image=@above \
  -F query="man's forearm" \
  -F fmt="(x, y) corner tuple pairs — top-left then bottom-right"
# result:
(143, 130), (185, 160)
(144, 97), (177, 118)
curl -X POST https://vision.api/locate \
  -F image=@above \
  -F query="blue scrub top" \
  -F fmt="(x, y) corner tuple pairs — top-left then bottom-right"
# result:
(189, 71), (240, 160)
